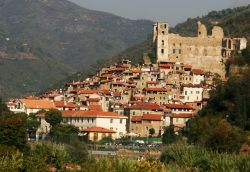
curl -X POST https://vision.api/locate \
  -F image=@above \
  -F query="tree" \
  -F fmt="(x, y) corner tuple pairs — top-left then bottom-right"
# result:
(45, 109), (62, 127)
(48, 124), (79, 144)
(149, 128), (155, 137)
(66, 138), (88, 164)
(162, 125), (176, 144)
(26, 113), (40, 138)
(0, 101), (28, 152)
(187, 116), (245, 153)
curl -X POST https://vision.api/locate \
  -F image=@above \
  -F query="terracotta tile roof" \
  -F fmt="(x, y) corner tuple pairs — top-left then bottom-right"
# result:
(142, 114), (162, 121)
(113, 92), (121, 97)
(112, 82), (124, 85)
(88, 105), (103, 111)
(99, 74), (117, 79)
(108, 67), (125, 71)
(78, 89), (99, 94)
(184, 65), (192, 69)
(131, 116), (142, 122)
(86, 98), (100, 102)
(164, 104), (194, 110)
(170, 113), (194, 118)
(147, 81), (157, 84)
(159, 64), (172, 68)
(81, 127), (116, 133)
(60, 110), (126, 118)
(127, 102), (162, 111)
(54, 101), (72, 107)
(131, 70), (142, 73)
(21, 99), (54, 109)
(143, 88), (168, 92)
(192, 69), (205, 75)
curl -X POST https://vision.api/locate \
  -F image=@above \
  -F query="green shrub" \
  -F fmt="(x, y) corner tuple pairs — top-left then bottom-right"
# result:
(160, 144), (250, 172)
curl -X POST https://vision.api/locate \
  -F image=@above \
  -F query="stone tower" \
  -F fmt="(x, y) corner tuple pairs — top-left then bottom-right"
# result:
(153, 22), (169, 62)
(197, 21), (207, 38)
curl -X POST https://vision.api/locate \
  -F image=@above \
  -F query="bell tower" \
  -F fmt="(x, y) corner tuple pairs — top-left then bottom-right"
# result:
(153, 22), (169, 62)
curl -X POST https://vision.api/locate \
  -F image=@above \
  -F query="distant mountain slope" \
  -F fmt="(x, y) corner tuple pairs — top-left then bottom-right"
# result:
(0, 0), (152, 68)
(0, 0), (153, 98)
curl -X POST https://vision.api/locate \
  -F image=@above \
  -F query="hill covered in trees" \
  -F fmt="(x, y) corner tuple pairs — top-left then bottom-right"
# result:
(0, 0), (152, 98)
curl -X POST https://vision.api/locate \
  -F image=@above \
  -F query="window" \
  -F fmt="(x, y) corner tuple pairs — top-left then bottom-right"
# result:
(133, 111), (135, 115)
(120, 119), (123, 124)
(173, 49), (176, 54)
(110, 119), (113, 123)
(179, 49), (182, 54)
(162, 31), (165, 34)
(161, 49), (164, 54)
(162, 40), (164, 45)
(190, 91), (193, 94)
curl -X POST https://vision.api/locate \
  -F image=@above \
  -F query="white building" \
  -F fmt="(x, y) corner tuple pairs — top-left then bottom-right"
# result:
(181, 84), (204, 103)
(37, 110), (127, 139)
(7, 99), (54, 115)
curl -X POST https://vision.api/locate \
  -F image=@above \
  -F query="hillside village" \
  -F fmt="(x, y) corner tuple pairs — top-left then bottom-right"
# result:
(6, 21), (247, 142)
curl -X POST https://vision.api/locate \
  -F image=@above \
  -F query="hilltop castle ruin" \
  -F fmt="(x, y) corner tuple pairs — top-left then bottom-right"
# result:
(153, 22), (247, 76)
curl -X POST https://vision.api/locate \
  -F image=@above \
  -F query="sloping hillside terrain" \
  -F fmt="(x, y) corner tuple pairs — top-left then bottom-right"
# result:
(0, 0), (153, 98)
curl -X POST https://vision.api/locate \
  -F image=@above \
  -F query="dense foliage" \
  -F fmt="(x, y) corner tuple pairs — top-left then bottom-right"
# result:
(160, 144), (250, 172)
(48, 124), (79, 144)
(199, 69), (250, 130)
(45, 109), (63, 127)
(0, 99), (28, 152)
(187, 116), (245, 153)
(162, 125), (177, 145)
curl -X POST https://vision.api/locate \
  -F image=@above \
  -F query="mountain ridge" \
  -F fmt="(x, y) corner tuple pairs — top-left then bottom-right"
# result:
(0, 0), (153, 98)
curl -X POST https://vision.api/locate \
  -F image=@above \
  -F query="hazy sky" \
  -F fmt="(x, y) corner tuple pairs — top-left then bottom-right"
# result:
(69, 0), (250, 25)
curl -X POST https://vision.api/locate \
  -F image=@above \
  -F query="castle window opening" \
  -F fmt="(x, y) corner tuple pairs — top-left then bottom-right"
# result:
(162, 40), (164, 45)
(179, 49), (182, 54)
(162, 31), (165, 34)
(173, 49), (176, 54)
(161, 49), (164, 54)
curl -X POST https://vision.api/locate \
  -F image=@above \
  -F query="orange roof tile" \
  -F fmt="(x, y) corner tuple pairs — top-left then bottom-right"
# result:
(159, 64), (172, 68)
(88, 105), (103, 111)
(86, 98), (100, 102)
(127, 102), (162, 111)
(81, 127), (116, 133)
(192, 69), (205, 75)
(21, 99), (54, 109)
(170, 113), (194, 118)
(143, 88), (168, 92)
(184, 65), (192, 69)
(164, 104), (194, 110)
(131, 116), (142, 122)
(142, 114), (162, 121)
(60, 110), (125, 118)
(147, 81), (157, 84)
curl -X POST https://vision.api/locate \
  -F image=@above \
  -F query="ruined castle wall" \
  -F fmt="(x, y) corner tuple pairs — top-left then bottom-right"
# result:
(167, 34), (225, 76)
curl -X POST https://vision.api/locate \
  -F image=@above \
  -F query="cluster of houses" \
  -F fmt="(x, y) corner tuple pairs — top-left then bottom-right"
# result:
(6, 59), (219, 141)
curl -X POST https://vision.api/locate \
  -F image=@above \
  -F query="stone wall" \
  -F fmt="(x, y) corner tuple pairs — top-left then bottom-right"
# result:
(152, 21), (246, 77)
